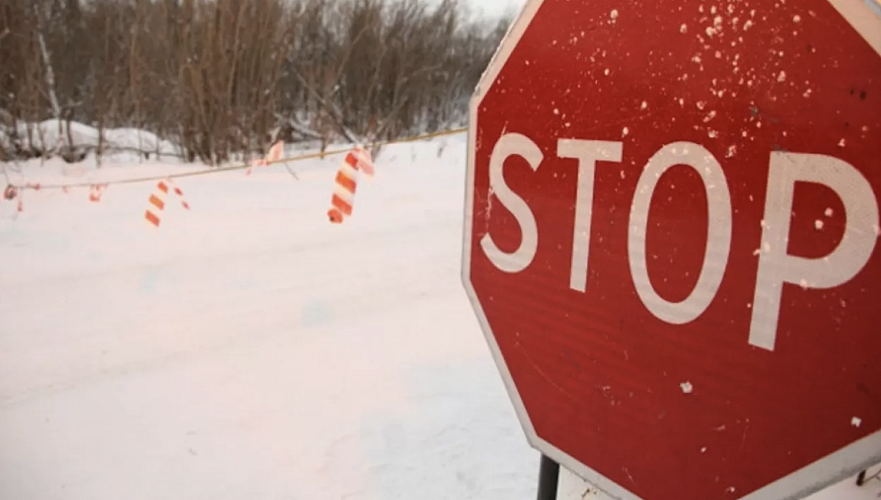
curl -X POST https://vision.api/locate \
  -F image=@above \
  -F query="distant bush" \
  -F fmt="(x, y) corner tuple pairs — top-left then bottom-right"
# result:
(0, 0), (510, 164)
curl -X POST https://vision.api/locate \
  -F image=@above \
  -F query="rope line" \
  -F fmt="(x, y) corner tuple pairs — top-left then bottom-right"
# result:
(6, 127), (468, 191)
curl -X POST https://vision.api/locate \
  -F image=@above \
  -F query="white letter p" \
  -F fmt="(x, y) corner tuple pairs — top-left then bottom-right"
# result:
(750, 152), (879, 351)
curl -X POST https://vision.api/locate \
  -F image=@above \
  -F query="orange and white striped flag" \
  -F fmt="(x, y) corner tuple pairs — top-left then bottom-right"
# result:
(245, 140), (284, 176)
(3, 185), (22, 212)
(328, 146), (375, 224)
(89, 184), (107, 202)
(144, 178), (190, 228)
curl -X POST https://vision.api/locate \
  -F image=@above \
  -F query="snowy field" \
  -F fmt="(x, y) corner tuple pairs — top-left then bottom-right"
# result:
(0, 135), (877, 500)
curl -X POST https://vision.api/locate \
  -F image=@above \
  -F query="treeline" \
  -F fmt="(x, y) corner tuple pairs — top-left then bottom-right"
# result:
(0, 0), (509, 164)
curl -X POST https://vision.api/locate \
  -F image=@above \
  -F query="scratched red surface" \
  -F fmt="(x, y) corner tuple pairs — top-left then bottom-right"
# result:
(469, 1), (881, 499)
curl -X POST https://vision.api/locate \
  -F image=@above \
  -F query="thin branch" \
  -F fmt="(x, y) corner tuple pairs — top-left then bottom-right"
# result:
(291, 68), (358, 143)
(36, 32), (61, 119)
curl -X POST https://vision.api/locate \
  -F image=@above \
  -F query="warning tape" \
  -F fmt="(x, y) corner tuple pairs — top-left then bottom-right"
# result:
(7, 127), (467, 192)
(3, 126), (465, 224)
(144, 178), (190, 228)
(88, 184), (108, 202)
(328, 146), (375, 224)
(245, 140), (284, 177)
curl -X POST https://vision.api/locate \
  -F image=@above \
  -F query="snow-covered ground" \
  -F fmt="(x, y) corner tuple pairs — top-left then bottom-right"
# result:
(0, 135), (877, 500)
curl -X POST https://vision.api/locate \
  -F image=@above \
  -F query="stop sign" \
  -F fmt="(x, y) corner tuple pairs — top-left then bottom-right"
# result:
(462, 0), (881, 499)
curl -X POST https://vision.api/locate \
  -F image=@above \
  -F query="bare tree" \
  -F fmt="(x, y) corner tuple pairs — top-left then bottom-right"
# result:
(0, 0), (510, 163)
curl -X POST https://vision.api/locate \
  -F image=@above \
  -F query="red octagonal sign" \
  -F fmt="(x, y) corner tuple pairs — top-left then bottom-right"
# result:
(462, 0), (881, 499)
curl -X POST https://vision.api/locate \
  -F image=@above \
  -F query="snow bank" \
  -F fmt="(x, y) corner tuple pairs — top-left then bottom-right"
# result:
(1, 119), (180, 159)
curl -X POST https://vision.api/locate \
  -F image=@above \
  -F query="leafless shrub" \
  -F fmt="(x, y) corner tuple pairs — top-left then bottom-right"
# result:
(0, 0), (510, 163)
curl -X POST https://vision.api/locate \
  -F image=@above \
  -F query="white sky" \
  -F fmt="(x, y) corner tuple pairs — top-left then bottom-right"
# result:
(423, 0), (525, 20)
(423, 0), (522, 19)
(468, 0), (525, 18)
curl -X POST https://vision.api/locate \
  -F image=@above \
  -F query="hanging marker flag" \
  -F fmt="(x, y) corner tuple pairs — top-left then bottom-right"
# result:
(328, 146), (374, 224)
(89, 184), (107, 202)
(144, 178), (190, 228)
(245, 140), (284, 176)
(3, 185), (22, 212)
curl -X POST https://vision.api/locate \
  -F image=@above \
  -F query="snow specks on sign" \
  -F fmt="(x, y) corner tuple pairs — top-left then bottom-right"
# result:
(466, 0), (881, 498)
